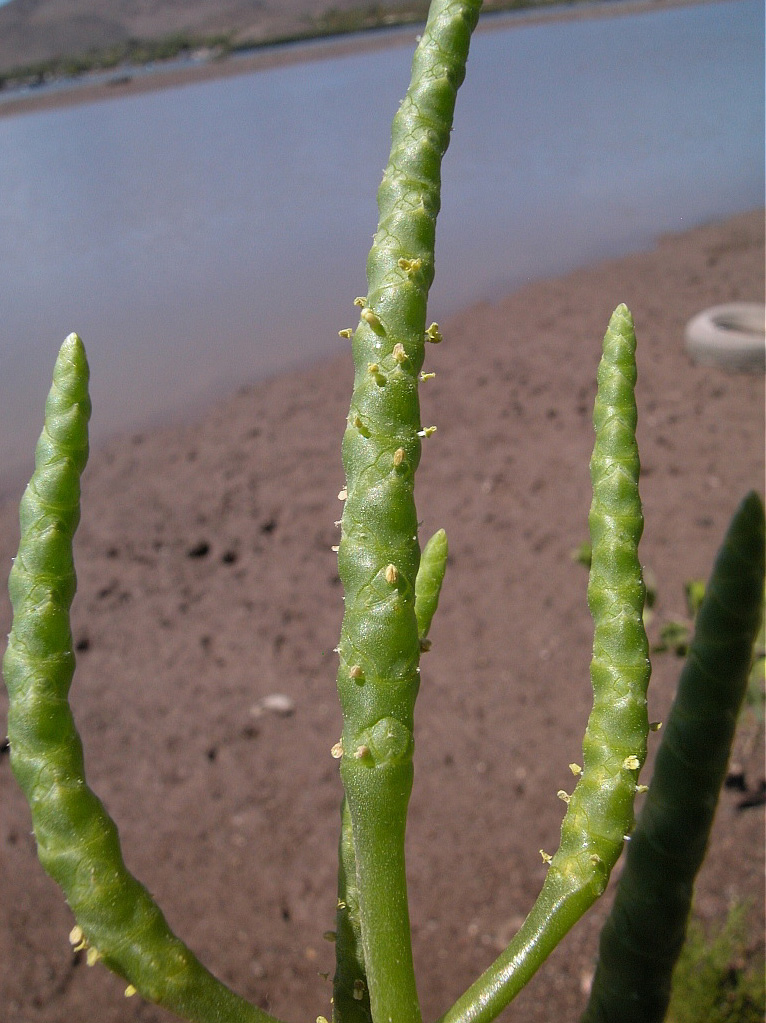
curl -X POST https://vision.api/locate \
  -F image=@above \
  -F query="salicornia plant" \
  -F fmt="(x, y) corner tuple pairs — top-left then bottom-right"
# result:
(3, 1), (764, 1021)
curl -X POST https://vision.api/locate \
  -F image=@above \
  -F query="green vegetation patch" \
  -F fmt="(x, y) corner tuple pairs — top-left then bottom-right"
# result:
(667, 904), (766, 1023)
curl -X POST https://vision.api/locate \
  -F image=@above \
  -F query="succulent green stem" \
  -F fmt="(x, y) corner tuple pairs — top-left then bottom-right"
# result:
(334, 3), (481, 1021)
(3, 335), (284, 1023)
(439, 305), (651, 1023)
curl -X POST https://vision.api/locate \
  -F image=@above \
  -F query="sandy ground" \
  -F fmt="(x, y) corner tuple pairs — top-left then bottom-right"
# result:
(1, 208), (764, 1022)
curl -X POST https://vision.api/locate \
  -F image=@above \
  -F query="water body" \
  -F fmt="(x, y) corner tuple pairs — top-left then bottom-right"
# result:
(0, 0), (762, 492)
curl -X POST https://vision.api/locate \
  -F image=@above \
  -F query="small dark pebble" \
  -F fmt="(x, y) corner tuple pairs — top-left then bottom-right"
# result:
(221, 550), (238, 564)
(75, 636), (90, 653)
(188, 541), (210, 558)
(737, 779), (766, 811)
(724, 769), (748, 792)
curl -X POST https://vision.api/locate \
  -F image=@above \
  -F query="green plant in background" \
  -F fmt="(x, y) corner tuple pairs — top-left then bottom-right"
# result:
(648, 573), (765, 731)
(3, 2), (764, 1022)
(650, 578), (705, 657)
(672, 579), (765, 732)
(665, 903), (765, 1023)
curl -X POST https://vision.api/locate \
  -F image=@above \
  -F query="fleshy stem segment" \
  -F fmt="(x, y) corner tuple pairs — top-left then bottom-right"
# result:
(3, 335), (283, 1023)
(440, 305), (651, 1023)
(334, 3), (481, 1022)
(582, 490), (766, 1023)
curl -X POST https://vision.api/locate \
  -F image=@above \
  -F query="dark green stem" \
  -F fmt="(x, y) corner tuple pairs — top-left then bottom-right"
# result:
(582, 490), (765, 1023)
(334, 797), (373, 1023)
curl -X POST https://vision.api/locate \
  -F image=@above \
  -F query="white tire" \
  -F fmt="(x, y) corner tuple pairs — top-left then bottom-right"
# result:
(685, 302), (765, 373)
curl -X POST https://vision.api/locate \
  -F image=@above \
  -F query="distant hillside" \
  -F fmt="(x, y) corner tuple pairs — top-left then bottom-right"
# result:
(0, 0), (421, 75)
(0, 0), (696, 82)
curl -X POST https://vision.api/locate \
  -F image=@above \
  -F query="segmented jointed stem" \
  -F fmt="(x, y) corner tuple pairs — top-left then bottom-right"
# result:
(440, 305), (651, 1023)
(582, 490), (765, 1023)
(3, 335), (283, 1023)
(576, 302), (651, 863)
(334, 3), (481, 1021)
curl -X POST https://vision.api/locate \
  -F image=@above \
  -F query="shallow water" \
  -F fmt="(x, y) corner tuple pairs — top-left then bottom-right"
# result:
(0, 0), (763, 491)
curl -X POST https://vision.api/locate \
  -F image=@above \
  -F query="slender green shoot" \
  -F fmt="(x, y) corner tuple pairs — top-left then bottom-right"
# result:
(334, 3), (481, 1021)
(415, 528), (448, 646)
(3, 334), (284, 1023)
(440, 304), (651, 1023)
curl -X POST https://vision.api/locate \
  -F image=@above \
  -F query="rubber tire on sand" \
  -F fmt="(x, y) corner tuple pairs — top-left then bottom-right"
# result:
(685, 302), (765, 373)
